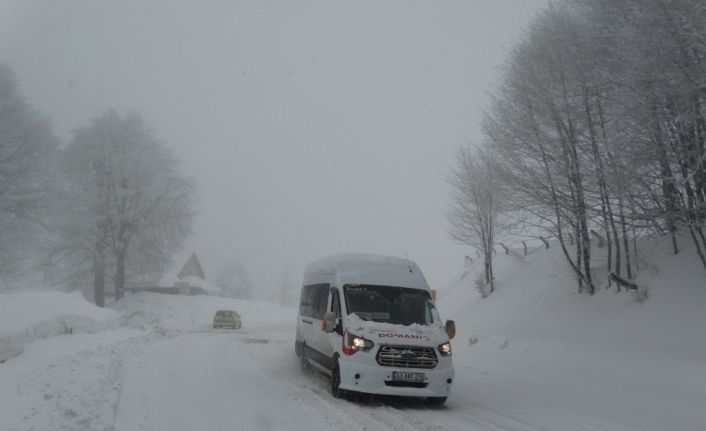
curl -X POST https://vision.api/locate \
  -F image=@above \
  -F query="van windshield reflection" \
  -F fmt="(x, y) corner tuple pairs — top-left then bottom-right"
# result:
(343, 284), (435, 325)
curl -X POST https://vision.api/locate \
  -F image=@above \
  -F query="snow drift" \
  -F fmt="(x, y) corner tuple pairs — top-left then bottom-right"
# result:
(0, 291), (117, 362)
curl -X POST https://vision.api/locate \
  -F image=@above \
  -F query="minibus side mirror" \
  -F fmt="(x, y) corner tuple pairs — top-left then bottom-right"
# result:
(335, 318), (343, 336)
(322, 312), (336, 333)
(445, 320), (456, 339)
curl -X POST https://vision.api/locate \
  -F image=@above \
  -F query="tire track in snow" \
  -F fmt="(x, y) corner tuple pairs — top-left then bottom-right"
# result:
(241, 324), (490, 431)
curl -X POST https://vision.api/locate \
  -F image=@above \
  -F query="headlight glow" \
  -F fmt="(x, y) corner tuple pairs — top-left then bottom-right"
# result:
(352, 336), (366, 348)
(343, 330), (374, 355)
(438, 341), (452, 356)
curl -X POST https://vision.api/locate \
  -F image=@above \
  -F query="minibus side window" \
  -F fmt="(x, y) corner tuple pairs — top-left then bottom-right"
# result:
(312, 284), (330, 320)
(300, 285), (316, 317)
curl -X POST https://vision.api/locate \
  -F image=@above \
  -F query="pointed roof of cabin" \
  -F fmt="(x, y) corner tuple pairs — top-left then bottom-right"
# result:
(177, 252), (206, 280)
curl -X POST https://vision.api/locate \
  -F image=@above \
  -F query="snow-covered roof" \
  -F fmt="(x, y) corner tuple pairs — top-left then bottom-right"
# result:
(159, 251), (218, 293)
(304, 253), (429, 290)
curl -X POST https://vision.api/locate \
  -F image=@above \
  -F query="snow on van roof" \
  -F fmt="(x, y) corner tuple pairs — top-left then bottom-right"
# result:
(304, 253), (430, 290)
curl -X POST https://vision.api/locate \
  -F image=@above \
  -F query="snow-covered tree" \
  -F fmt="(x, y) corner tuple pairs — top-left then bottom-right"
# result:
(52, 110), (195, 305)
(482, 5), (598, 293)
(448, 144), (506, 296)
(479, 0), (706, 291)
(0, 63), (58, 285)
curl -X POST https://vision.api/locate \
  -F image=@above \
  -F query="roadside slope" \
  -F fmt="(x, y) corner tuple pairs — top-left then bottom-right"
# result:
(437, 237), (706, 431)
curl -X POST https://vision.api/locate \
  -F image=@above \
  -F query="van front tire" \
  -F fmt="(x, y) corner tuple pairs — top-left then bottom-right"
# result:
(331, 359), (345, 399)
(427, 396), (447, 406)
(300, 345), (311, 373)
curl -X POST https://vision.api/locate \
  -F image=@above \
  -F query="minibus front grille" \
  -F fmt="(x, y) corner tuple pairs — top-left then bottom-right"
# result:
(376, 345), (438, 369)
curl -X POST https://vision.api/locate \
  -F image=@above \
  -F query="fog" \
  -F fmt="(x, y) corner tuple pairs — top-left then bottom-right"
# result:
(0, 1), (543, 298)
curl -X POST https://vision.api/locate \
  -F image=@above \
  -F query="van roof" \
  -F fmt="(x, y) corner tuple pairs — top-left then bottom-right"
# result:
(304, 253), (430, 290)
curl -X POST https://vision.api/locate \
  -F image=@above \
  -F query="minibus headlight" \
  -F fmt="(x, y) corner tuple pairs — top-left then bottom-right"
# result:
(351, 336), (367, 349)
(343, 330), (374, 355)
(438, 341), (452, 356)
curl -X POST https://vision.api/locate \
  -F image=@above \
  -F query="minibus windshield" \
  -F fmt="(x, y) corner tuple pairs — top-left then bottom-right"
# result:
(343, 284), (435, 325)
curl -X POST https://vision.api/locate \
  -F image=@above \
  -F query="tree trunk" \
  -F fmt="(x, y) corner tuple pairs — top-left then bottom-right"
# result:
(618, 195), (632, 280)
(553, 105), (593, 294)
(666, 98), (706, 274)
(573, 151), (594, 294)
(653, 102), (680, 255)
(487, 249), (494, 294)
(605, 211), (613, 287)
(585, 91), (612, 286)
(575, 224), (583, 293)
(596, 94), (623, 284)
(94, 246), (106, 308)
(115, 250), (126, 300)
(632, 224), (639, 270)
(686, 223), (706, 274)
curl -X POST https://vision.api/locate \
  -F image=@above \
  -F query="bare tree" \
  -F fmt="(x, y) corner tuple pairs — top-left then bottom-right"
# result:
(480, 0), (706, 293)
(448, 144), (506, 296)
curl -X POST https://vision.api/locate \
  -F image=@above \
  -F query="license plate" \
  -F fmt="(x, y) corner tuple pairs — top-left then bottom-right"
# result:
(392, 371), (425, 382)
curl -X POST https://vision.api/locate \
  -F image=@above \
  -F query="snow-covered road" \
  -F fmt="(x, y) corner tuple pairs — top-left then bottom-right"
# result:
(2, 320), (549, 431)
(112, 324), (509, 431)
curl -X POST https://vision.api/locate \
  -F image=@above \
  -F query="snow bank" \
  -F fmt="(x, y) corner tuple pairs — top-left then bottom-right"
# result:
(437, 236), (706, 431)
(0, 291), (117, 362)
(111, 292), (296, 331)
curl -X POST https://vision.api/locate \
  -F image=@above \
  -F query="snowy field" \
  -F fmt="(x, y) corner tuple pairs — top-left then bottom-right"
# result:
(1, 238), (704, 431)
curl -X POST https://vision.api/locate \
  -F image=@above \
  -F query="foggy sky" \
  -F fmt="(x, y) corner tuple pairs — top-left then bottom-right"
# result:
(0, 1), (543, 299)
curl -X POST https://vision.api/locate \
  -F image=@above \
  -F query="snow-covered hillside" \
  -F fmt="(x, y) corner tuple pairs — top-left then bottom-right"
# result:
(437, 236), (706, 431)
